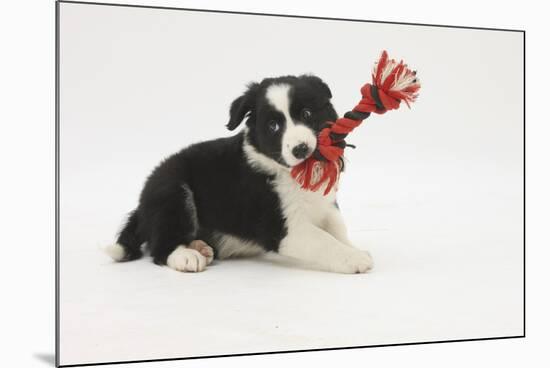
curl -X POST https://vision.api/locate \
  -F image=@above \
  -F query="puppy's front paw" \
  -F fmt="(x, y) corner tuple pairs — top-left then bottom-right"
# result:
(333, 249), (373, 274)
(166, 246), (208, 272)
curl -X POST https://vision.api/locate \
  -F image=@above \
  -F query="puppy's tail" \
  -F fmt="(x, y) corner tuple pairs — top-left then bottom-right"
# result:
(105, 210), (144, 262)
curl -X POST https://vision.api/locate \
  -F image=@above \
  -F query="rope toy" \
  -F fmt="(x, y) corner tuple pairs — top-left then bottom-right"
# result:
(291, 50), (421, 195)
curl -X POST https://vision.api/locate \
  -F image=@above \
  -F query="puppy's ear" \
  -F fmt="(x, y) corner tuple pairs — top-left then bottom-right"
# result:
(226, 82), (260, 131)
(300, 75), (332, 99)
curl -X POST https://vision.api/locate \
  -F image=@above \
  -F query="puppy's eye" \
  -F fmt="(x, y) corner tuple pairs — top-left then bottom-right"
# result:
(268, 120), (280, 133)
(302, 109), (312, 120)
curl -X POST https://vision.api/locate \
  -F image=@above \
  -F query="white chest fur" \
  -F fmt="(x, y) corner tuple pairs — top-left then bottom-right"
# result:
(242, 132), (337, 228)
(270, 169), (337, 229)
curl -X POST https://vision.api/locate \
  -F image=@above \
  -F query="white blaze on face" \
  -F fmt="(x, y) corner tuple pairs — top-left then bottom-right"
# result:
(265, 84), (317, 167)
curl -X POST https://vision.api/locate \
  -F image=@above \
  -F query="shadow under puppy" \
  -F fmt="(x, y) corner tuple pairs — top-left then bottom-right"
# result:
(106, 75), (373, 274)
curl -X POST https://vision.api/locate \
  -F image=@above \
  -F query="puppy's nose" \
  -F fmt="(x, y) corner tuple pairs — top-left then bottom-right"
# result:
(292, 143), (310, 159)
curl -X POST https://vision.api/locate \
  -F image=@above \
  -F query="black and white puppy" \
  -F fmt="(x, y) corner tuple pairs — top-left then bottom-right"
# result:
(106, 75), (373, 274)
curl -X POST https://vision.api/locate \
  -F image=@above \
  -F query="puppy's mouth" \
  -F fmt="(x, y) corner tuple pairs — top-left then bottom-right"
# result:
(281, 148), (314, 168)
(280, 126), (318, 168)
(273, 155), (294, 169)
(279, 161), (293, 169)
(270, 151), (312, 169)
(257, 151), (294, 169)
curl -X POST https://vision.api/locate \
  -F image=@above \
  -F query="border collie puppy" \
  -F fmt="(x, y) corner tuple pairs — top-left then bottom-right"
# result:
(106, 75), (373, 274)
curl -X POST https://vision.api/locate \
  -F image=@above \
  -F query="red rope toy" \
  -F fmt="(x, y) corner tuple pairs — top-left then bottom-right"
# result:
(291, 50), (421, 195)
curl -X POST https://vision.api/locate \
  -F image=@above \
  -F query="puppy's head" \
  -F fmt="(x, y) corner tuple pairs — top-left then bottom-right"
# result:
(227, 75), (337, 167)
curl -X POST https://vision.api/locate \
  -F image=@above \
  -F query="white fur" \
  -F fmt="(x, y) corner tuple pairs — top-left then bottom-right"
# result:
(105, 243), (126, 261)
(279, 224), (373, 273)
(322, 209), (354, 246)
(281, 124), (317, 166)
(243, 135), (373, 274)
(166, 246), (208, 272)
(214, 232), (265, 259)
(273, 173), (372, 273)
(265, 84), (317, 167)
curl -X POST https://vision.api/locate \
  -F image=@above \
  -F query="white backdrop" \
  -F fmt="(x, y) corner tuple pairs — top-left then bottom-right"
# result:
(56, 2), (524, 366)
(4, 1), (549, 368)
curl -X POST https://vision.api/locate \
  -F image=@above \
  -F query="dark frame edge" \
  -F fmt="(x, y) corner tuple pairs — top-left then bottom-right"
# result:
(59, 335), (525, 367)
(55, 0), (61, 367)
(59, 336), (525, 367)
(57, 0), (525, 33)
(522, 30), (526, 338)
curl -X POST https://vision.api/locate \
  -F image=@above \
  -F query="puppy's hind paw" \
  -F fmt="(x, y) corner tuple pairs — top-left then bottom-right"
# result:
(188, 240), (214, 265)
(166, 246), (208, 272)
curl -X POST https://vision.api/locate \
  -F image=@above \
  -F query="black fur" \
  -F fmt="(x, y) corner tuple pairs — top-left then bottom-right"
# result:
(232, 75), (336, 167)
(115, 75), (338, 265)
